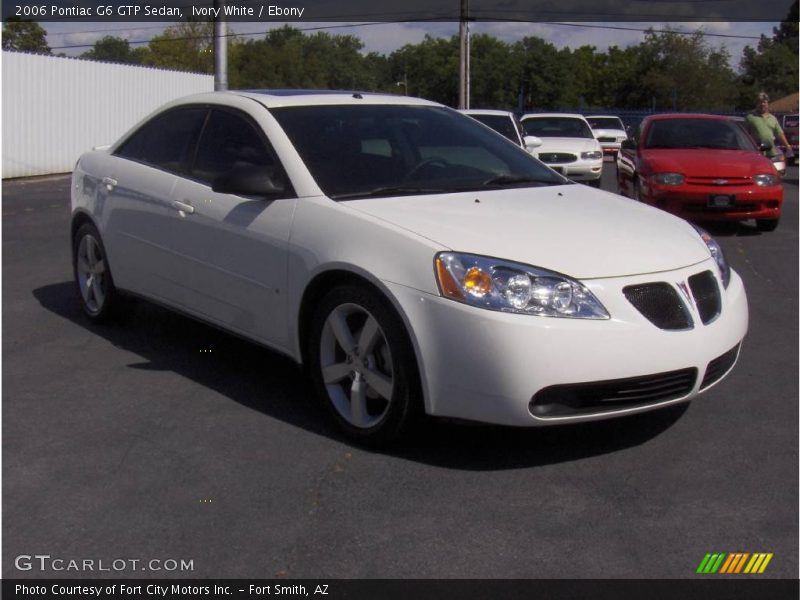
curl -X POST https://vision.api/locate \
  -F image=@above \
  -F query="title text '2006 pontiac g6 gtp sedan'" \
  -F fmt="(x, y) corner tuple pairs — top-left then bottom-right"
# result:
(71, 91), (748, 444)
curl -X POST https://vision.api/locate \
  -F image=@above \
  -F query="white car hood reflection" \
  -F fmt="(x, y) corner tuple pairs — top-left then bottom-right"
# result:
(343, 186), (709, 279)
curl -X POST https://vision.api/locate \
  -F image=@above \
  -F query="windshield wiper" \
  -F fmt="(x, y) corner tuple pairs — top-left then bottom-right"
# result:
(483, 174), (560, 187)
(331, 186), (451, 200)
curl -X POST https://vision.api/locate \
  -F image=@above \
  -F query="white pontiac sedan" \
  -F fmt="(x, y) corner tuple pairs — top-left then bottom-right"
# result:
(71, 91), (748, 444)
(521, 113), (604, 187)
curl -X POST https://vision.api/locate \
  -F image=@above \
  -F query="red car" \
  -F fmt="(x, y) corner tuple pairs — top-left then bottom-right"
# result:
(617, 114), (783, 231)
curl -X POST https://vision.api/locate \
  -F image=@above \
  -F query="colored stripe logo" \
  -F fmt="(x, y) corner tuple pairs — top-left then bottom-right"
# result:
(697, 553), (773, 574)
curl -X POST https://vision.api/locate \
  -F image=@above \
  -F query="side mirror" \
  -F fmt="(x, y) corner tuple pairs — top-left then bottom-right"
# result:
(758, 142), (772, 153)
(212, 165), (287, 197)
(523, 135), (543, 151)
(621, 138), (637, 150)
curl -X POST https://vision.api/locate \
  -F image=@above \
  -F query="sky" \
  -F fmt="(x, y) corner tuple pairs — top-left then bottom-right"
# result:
(41, 20), (781, 70)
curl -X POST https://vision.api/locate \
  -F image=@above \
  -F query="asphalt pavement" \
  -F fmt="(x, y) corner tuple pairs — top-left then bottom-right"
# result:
(2, 166), (797, 581)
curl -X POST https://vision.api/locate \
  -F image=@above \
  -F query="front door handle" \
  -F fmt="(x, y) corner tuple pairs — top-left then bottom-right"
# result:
(102, 177), (117, 191)
(173, 200), (195, 215)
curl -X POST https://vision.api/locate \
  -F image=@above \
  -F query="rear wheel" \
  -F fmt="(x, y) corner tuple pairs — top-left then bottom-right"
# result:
(756, 218), (779, 232)
(308, 284), (421, 445)
(72, 222), (127, 322)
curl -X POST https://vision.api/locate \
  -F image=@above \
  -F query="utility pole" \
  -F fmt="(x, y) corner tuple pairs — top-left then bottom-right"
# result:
(458, 0), (470, 109)
(214, 0), (228, 91)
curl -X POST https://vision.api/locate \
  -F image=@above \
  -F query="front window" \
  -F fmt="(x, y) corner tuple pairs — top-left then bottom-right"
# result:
(522, 117), (594, 139)
(270, 105), (565, 199)
(644, 119), (758, 151)
(586, 117), (624, 131)
(468, 114), (521, 144)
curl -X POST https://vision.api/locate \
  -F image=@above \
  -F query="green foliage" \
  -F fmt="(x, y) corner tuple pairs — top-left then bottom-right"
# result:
(81, 36), (145, 65)
(738, 0), (798, 106)
(230, 26), (379, 91)
(144, 21), (214, 73)
(2, 18), (50, 53)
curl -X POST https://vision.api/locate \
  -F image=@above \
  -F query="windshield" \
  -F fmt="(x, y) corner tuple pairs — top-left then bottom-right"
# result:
(270, 105), (565, 199)
(586, 117), (624, 130)
(468, 114), (521, 144)
(643, 119), (758, 151)
(521, 117), (594, 139)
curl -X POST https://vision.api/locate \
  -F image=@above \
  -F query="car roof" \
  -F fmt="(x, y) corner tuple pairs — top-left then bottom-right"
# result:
(644, 113), (733, 122)
(460, 109), (514, 117)
(168, 90), (441, 109)
(521, 113), (590, 121)
(586, 115), (623, 121)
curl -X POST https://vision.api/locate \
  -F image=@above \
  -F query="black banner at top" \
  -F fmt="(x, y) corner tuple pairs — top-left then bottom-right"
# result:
(3, 0), (798, 22)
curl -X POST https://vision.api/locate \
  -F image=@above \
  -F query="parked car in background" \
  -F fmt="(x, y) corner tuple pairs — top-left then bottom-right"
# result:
(71, 91), (748, 444)
(586, 115), (628, 157)
(617, 113), (783, 231)
(781, 113), (798, 165)
(520, 113), (604, 186)
(460, 109), (542, 153)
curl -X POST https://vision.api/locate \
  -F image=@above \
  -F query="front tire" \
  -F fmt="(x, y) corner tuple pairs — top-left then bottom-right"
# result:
(308, 284), (421, 445)
(756, 218), (779, 232)
(72, 222), (126, 323)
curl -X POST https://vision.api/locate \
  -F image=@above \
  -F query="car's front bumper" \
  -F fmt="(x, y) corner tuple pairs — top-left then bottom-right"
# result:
(643, 181), (783, 221)
(544, 159), (603, 182)
(386, 260), (748, 426)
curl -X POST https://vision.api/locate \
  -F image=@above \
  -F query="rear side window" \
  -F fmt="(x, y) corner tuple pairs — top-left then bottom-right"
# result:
(115, 107), (207, 174)
(191, 109), (280, 185)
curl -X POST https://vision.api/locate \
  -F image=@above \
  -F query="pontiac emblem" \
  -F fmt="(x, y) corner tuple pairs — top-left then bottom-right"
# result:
(713, 178), (729, 185)
(677, 281), (692, 303)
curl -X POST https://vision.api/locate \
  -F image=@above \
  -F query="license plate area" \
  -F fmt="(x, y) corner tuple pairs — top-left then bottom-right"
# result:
(708, 194), (734, 208)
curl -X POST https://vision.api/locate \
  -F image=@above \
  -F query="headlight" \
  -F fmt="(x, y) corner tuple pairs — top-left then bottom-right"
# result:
(752, 173), (779, 186)
(691, 224), (730, 288)
(653, 172), (684, 185)
(581, 151), (603, 160)
(434, 252), (609, 319)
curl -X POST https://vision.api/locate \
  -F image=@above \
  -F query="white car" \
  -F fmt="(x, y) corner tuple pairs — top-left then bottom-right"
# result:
(521, 113), (604, 186)
(586, 115), (628, 157)
(459, 109), (542, 153)
(71, 91), (748, 444)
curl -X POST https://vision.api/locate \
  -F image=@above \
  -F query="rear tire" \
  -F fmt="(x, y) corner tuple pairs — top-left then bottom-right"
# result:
(72, 222), (128, 323)
(308, 284), (422, 445)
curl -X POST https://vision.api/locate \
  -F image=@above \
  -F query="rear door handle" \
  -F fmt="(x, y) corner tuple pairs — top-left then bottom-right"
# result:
(173, 200), (195, 215)
(102, 177), (117, 190)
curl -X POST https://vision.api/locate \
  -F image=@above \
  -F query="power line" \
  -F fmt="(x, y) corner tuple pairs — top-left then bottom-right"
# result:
(46, 19), (766, 51)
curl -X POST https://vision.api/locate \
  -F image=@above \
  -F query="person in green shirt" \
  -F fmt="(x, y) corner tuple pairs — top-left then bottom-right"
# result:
(745, 92), (794, 159)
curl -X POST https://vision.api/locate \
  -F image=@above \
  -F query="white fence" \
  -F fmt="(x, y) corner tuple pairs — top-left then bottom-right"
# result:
(2, 52), (214, 178)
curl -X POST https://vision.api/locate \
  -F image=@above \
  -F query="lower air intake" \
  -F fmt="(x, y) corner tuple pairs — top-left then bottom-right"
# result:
(530, 368), (698, 417)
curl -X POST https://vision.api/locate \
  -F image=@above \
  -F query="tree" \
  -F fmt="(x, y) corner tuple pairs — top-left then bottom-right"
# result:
(2, 18), (50, 53)
(628, 29), (737, 111)
(144, 21), (214, 73)
(738, 0), (798, 105)
(81, 36), (145, 64)
(512, 37), (564, 110)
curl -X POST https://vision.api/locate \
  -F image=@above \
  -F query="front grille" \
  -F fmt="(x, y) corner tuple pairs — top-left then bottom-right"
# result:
(530, 368), (698, 417)
(538, 152), (577, 164)
(684, 176), (752, 187)
(700, 344), (740, 390)
(597, 136), (616, 143)
(688, 270), (721, 324)
(623, 283), (693, 330)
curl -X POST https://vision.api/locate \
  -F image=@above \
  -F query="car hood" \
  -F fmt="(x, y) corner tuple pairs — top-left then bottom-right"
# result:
(343, 185), (709, 279)
(641, 148), (775, 176)
(535, 137), (600, 154)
